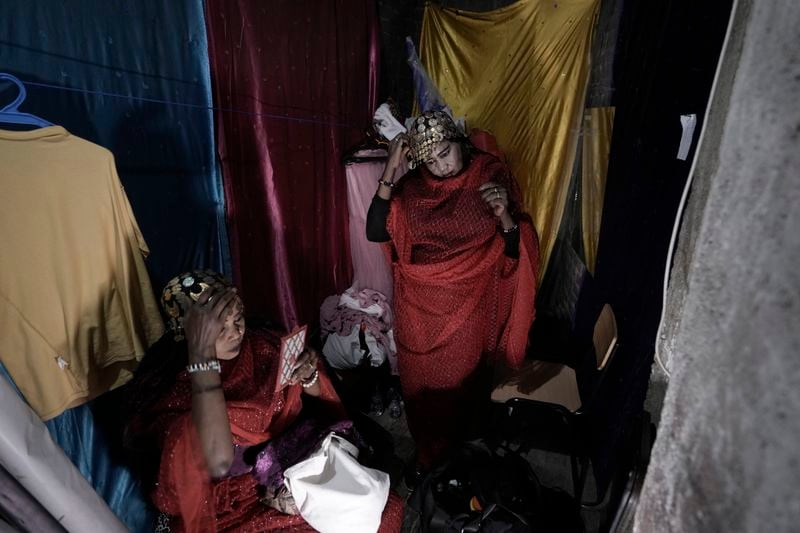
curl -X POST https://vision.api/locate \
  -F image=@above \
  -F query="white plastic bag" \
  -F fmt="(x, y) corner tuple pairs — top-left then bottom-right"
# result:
(322, 325), (388, 369)
(284, 433), (390, 533)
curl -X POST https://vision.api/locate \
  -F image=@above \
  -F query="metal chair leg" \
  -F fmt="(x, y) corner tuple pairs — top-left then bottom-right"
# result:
(570, 453), (581, 500)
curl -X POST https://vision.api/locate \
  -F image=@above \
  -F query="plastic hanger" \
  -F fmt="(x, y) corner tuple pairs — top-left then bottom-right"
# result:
(0, 73), (53, 128)
(343, 98), (409, 165)
(342, 128), (388, 165)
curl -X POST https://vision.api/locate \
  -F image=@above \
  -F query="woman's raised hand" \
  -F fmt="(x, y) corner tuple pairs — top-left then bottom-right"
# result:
(386, 134), (410, 177)
(377, 134), (409, 200)
(479, 181), (510, 219)
(183, 287), (238, 360)
(289, 348), (320, 385)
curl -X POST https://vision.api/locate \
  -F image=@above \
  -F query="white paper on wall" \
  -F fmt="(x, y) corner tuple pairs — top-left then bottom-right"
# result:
(678, 113), (697, 160)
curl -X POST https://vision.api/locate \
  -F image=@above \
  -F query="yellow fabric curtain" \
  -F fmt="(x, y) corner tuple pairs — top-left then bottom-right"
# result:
(581, 106), (615, 274)
(420, 0), (599, 279)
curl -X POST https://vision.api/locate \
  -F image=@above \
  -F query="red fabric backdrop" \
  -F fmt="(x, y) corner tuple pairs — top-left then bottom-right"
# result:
(205, 0), (379, 328)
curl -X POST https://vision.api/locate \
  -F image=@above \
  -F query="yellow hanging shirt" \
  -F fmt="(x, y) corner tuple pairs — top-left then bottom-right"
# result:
(0, 126), (164, 420)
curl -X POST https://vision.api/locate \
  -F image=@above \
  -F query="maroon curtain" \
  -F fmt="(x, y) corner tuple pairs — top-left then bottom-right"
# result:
(205, 0), (379, 328)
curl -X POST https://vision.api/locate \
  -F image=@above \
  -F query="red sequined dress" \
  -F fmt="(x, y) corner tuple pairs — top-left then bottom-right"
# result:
(133, 329), (404, 532)
(386, 153), (539, 467)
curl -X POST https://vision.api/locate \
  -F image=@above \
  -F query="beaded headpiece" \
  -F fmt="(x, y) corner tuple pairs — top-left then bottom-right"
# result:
(407, 110), (463, 169)
(161, 269), (232, 340)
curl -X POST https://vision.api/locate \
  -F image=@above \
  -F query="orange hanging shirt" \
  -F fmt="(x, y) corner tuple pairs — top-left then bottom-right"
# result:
(0, 126), (164, 420)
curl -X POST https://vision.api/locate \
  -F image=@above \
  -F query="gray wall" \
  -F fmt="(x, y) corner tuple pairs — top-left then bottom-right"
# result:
(635, 1), (800, 531)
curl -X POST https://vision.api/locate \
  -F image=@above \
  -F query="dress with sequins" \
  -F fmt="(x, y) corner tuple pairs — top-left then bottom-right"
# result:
(386, 153), (539, 467)
(130, 328), (404, 532)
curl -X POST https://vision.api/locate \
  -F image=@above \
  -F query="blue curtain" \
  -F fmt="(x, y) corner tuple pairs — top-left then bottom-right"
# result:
(43, 398), (156, 532)
(0, 2), (228, 530)
(0, 0), (229, 289)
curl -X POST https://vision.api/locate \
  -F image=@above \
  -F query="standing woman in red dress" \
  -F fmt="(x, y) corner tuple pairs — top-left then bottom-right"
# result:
(366, 111), (539, 481)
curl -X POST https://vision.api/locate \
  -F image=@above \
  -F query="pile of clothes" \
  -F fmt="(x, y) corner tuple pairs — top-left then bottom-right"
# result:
(320, 288), (401, 418)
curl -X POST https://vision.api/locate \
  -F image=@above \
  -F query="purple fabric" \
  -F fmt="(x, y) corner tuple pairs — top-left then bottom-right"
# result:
(229, 419), (356, 490)
(346, 155), (394, 300)
(0, 463), (65, 532)
(320, 294), (393, 359)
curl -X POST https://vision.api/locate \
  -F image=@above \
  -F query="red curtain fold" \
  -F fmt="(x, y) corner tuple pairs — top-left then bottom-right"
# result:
(205, 0), (379, 328)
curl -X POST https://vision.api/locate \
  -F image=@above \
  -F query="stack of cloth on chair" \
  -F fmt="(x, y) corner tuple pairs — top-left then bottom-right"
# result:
(320, 288), (401, 418)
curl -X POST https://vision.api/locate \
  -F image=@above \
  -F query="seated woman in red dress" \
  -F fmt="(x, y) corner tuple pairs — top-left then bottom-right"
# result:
(124, 270), (404, 532)
(366, 111), (539, 481)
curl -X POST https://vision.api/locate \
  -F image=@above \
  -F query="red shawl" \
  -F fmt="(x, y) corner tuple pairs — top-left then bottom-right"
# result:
(139, 329), (345, 532)
(386, 153), (539, 466)
(387, 152), (539, 367)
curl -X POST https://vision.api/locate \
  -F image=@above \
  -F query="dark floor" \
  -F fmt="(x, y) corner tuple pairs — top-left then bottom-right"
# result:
(361, 401), (630, 533)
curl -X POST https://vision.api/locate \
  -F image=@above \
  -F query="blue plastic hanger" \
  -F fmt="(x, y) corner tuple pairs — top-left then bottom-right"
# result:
(0, 73), (53, 128)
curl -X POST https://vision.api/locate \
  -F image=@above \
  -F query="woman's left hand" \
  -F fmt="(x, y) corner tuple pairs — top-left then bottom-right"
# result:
(290, 348), (319, 385)
(479, 181), (509, 219)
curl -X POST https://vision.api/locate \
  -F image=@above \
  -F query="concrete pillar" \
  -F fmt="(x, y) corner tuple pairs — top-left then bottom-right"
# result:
(635, 1), (800, 531)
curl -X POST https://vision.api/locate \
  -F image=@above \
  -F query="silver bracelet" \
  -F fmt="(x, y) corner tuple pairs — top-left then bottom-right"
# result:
(301, 369), (319, 388)
(500, 224), (519, 233)
(501, 223), (519, 234)
(378, 178), (395, 189)
(186, 359), (222, 374)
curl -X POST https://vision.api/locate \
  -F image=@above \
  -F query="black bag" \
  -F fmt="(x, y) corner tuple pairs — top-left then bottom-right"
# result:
(411, 440), (542, 532)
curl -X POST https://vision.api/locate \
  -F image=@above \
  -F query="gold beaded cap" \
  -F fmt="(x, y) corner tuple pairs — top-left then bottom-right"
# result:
(407, 110), (463, 169)
(161, 269), (232, 340)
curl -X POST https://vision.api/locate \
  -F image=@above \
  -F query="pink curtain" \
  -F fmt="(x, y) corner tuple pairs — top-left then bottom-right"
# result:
(345, 151), (402, 301)
(205, 0), (380, 328)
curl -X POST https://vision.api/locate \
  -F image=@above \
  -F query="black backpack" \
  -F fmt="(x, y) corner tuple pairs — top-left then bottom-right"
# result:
(411, 440), (542, 533)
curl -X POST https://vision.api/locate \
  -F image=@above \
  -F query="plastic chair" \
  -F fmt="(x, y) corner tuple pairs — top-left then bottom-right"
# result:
(490, 304), (619, 505)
